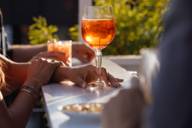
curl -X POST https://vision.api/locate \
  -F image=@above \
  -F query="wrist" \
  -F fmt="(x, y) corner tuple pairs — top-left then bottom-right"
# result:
(52, 65), (70, 82)
(20, 85), (40, 100)
(23, 78), (42, 90)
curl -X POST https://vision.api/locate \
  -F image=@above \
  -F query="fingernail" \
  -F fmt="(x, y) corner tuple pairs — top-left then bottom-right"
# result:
(81, 82), (87, 88)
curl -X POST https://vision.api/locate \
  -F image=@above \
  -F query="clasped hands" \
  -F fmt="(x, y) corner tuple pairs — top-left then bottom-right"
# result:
(25, 44), (123, 89)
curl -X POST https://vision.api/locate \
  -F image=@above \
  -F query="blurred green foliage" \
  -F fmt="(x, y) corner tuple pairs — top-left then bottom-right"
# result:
(69, 0), (168, 55)
(28, 16), (58, 45)
(69, 24), (79, 42)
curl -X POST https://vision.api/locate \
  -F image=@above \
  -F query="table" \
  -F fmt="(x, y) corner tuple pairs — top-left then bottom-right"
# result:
(42, 59), (135, 128)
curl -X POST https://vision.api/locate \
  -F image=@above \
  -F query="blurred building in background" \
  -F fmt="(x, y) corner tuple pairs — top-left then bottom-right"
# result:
(0, 0), (78, 44)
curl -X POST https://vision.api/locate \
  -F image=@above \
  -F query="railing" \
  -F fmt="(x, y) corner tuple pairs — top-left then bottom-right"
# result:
(104, 55), (141, 72)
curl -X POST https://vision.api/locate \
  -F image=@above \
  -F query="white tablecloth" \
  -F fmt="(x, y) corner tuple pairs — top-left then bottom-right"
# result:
(42, 59), (135, 128)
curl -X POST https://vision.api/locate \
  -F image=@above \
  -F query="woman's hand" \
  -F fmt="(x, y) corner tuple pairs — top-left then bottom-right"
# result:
(24, 58), (61, 90)
(53, 64), (123, 88)
(72, 43), (95, 63)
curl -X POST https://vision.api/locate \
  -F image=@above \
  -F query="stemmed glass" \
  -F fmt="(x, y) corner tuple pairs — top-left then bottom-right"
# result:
(81, 6), (116, 88)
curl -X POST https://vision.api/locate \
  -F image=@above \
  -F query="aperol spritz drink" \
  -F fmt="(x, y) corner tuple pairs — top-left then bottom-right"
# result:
(81, 6), (115, 88)
(81, 19), (115, 49)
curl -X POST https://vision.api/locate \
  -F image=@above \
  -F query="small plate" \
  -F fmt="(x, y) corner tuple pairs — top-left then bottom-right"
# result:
(63, 111), (100, 119)
(59, 103), (103, 119)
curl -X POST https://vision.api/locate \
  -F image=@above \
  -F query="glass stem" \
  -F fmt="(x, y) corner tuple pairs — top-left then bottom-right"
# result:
(95, 49), (102, 82)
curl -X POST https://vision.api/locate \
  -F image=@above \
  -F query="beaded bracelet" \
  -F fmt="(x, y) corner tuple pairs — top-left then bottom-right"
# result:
(20, 85), (40, 100)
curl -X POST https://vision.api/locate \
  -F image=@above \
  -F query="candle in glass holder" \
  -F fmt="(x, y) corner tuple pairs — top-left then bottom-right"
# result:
(47, 40), (72, 66)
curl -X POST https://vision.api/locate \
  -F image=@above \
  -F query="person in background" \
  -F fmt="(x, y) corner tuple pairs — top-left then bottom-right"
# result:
(102, 0), (192, 128)
(148, 0), (192, 127)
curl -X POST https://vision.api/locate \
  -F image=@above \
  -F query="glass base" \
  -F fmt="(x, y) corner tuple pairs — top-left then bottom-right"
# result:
(87, 80), (106, 92)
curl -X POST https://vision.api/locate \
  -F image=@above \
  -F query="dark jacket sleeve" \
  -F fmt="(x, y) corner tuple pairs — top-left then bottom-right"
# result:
(149, 0), (192, 128)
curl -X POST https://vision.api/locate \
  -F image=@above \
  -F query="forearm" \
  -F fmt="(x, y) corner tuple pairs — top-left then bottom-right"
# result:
(52, 65), (70, 82)
(0, 90), (37, 128)
(10, 44), (47, 62)
(0, 55), (29, 95)
(0, 85), (37, 128)
(8, 91), (36, 128)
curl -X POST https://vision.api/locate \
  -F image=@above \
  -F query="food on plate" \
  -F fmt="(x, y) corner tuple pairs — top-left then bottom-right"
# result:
(62, 103), (103, 113)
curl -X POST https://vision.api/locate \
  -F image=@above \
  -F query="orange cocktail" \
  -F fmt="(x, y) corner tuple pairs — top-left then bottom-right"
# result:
(81, 19), (115, 49)
(81, 6), (116, 88)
